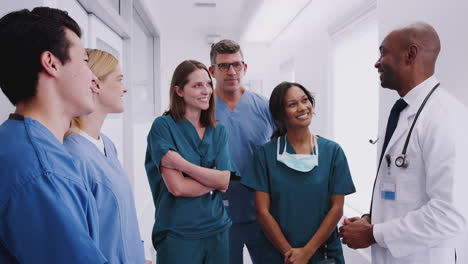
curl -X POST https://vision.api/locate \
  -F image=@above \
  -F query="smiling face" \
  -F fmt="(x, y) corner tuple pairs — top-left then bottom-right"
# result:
(374, 31), (406, 91)
(283, 85), (313, 129)
(175, 68), (213, 114)
(57, 28), (97, 117)
(209, 51), (247, 93)
(96, 64), (127, 113)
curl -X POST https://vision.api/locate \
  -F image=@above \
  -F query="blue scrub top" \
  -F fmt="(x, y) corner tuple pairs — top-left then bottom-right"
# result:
(241, 136), (355, 263)
(145, 115), (237, 247)
(215, 90), (275, 223)
(64, 133), (146, 264)
(0, 115), (106, 263)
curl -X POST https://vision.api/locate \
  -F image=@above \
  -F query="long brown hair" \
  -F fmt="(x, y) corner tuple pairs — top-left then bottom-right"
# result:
(164, 60), (216, 127)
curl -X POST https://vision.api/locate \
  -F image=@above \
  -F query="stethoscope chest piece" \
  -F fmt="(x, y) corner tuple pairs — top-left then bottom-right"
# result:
(395, 155), (408, 168)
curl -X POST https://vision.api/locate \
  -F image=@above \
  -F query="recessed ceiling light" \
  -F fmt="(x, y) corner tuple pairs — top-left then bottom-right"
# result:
(194, 2), (216, 8)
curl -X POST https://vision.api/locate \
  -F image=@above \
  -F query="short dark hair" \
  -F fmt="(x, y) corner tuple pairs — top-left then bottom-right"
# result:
(269, 81), (315, 139)
(210, 39), (244, 65)
(0, 7), (81, 105)
(164, 60), (216, 127)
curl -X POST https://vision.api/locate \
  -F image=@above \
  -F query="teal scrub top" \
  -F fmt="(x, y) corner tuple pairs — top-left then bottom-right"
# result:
(241, 135), (355, 263)
(145, 115), (237, 248)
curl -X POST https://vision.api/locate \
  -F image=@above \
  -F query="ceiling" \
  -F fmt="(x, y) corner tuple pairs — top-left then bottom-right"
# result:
(149, 0), (375, 43)
(150, 0), (260, 40)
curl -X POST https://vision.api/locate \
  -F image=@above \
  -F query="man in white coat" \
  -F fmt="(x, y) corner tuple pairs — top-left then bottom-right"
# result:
(339, 22), (468, 263)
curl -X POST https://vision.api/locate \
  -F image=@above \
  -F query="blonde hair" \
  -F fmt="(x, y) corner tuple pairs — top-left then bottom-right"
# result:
(65, 49), (119, 138)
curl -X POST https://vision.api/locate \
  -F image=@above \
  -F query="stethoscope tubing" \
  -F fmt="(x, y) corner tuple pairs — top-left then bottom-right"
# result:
(395, 82), (440, 167)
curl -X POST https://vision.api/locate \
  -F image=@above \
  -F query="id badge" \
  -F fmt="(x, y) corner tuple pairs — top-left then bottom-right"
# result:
(317, 259), (336, 264)
(380, 182), (396, 200)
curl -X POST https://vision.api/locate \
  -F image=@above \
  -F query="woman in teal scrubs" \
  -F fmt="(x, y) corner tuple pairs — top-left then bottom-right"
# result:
(241, 82), (355, 264)
(145, 60), (237, 264)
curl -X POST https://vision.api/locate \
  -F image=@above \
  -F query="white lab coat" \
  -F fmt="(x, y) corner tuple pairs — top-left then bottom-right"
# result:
(370, 76), (468, 264)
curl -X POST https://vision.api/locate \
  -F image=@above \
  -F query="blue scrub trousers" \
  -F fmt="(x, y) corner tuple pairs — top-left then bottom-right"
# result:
(156, 229), (229, 264)
(229, 221), (263, 264)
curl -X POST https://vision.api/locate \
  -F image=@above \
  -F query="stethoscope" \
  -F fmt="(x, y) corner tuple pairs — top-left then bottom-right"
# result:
(370, 82), (440, 168)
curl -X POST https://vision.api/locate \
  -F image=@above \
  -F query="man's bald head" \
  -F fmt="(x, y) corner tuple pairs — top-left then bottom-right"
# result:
(375, 22), (441, 95)
(392, 22), (440, 72)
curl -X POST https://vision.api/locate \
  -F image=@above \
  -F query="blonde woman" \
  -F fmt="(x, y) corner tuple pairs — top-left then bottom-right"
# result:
(64, 49), (145, 263)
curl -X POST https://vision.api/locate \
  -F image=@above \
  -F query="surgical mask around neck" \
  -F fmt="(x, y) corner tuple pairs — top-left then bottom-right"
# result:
(277, 135), (318, 172)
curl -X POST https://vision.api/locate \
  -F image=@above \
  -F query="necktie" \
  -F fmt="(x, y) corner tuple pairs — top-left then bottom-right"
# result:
(369, 98), (408, 218)
(378, 98), (408, 169)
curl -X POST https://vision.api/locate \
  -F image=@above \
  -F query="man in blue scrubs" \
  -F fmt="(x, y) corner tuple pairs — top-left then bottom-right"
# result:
(209, 39), (275, 264)
(0, 7), (106, 263)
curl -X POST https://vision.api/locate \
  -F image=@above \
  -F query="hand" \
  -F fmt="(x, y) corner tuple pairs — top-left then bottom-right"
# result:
(161, 150), (186, 170)
(342, 216), (361, 225)
(284, 247), (313, 264)
(339, 218), (376, 249)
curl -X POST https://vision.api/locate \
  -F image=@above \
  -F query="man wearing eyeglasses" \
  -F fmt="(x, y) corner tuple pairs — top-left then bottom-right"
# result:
(209, 39), (275, 264)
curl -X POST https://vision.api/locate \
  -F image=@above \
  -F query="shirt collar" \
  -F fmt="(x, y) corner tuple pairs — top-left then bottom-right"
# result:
(401, 75), (439, 115)
(78, 130), (105, 155)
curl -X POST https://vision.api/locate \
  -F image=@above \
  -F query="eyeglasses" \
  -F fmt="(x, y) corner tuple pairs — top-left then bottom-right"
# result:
(212, 61), (245, 73)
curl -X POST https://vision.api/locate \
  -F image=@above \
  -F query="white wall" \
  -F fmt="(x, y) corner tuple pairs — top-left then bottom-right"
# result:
(157, 29), (214, 112)
(130, 5), (159, 260)
(0, 0), (42, 12)
(267, 16), (331, 136)
(247, 0), (377, 137)
(240, 43), (271, 97)
(55, 0), (89, 45)
(331, 11), (378, 217)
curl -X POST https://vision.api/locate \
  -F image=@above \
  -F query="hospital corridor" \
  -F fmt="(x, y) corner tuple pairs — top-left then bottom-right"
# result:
(1, 0), (468, 263)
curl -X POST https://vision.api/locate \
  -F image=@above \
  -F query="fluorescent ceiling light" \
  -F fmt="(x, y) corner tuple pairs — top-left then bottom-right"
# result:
(243, 0), (312, 43)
